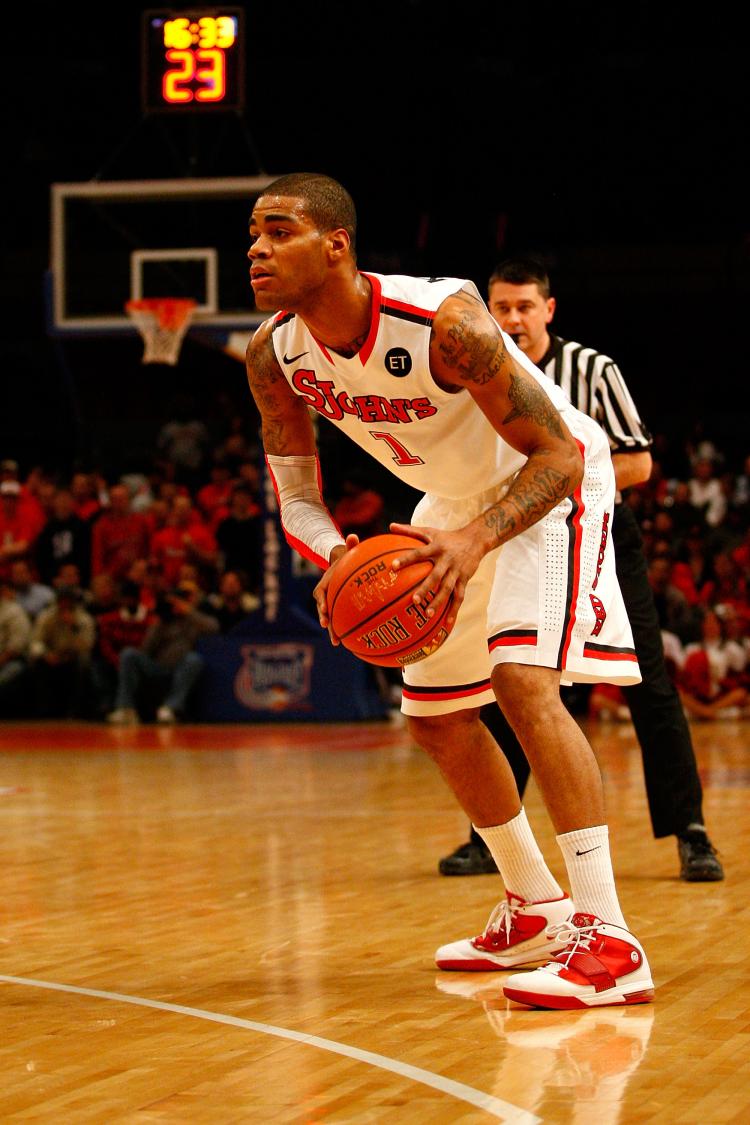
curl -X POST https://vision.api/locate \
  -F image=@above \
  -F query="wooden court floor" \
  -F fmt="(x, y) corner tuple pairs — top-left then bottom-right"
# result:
(0, 714), (748, 1123)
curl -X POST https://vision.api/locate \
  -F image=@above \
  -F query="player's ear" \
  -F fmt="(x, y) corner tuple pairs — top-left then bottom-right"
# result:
(545, 296), (556, 324)
(327, 228), (351, 262)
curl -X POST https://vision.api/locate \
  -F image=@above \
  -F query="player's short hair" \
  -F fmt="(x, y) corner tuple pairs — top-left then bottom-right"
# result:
(261, 173), (357, 253)
(489, 256), (551, 298)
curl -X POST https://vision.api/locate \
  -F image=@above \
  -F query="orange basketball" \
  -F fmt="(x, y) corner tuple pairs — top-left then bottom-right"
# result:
(326, 534), (455, 668)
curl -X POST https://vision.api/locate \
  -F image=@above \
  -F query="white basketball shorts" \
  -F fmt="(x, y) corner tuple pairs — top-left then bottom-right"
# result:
(401, 419), (641, 716)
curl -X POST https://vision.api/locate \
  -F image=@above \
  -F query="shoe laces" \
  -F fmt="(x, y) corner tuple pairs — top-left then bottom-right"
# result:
(482, 896), (522, 942)
(545, 918), (600, 967)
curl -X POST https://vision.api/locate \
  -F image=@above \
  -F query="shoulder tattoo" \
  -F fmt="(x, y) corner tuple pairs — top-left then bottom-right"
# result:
(436, 294), (508, 386)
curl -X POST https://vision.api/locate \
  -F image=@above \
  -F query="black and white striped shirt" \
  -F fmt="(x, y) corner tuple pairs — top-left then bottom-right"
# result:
(538, 335), (652, 454)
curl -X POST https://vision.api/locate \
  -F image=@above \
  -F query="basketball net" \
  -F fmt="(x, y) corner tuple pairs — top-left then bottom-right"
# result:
(125, 298), (197, 365)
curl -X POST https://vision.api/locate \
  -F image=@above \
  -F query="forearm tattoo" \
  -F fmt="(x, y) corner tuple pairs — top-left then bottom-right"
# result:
(504, 372), (565, 440)
(483, 465), (571, 542)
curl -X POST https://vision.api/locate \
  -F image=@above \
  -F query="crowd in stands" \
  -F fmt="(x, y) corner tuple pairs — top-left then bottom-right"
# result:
(0, 414), (749, 724)
(589, 437), (750, 722)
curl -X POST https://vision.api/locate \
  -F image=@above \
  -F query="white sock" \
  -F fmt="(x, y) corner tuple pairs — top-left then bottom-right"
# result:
(475, 809), (565, 903)
(556, 825), (627, 928)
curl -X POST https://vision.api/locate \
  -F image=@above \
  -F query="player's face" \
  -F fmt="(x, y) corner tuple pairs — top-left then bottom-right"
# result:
(488, 282), (555, 361)
(248, 194), (329, 312)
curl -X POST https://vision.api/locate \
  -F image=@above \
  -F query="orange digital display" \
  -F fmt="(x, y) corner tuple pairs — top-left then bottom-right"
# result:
(142, 9), (244, 112)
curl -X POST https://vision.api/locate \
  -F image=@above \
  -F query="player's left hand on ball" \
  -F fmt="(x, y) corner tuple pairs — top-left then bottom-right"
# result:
(313, 534), (359, 643)
(388, 522), (482, 627)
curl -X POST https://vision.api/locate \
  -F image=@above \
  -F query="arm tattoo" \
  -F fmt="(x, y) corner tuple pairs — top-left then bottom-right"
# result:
(247, 334), (300, 455)
(483, 466), (571, 542)
(437, 301), (508, 386)
(503, 372), (565, 440)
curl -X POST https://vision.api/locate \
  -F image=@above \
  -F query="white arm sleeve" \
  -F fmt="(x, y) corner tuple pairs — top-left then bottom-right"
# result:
(266, 454), (345, 568)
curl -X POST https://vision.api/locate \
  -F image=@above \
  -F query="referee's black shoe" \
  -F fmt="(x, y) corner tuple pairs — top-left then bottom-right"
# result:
(438, 840), (498, 876)
(677, 827), (724, 882)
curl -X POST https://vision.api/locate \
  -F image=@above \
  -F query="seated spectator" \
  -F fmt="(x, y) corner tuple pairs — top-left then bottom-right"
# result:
(33, 486), (92, 586)
(70, 471), (102, 523)
(648, 553), (702, 645)
(52, 562), (84, 592)
(206, 570), (259, 632)
(150, 494), (218, 589)
(196, 458), (235, 531)
(120, 470), (154, 514)
(0, 480), (41, 580)
(687, 456), (727, 529)
(661, 480), (704, 543)
(29, 586), (96, 718)
(0, 576), (32, 715)
(87, 572), (122, 617)
(678, 606), (748, 720)
(142, 497), (170, 541)
(90, 579), (156, 718)
(699, 551), (750, 633)
(671, 524), (715, 605)
(332, 474), (386, 540)
(10, 559), (55, 622)
(1, 460), (47, 538)
(124, 558), (162, 611)
(91, 483), (150, 582)
(107, 583), (218, 725)
(215, 483), (262, 592)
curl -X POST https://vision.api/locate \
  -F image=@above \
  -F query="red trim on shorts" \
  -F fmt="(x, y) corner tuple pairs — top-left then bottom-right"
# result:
(401, 679), (491, 703)
(489, 629), (538, 651)
(583, 643), (639, 662)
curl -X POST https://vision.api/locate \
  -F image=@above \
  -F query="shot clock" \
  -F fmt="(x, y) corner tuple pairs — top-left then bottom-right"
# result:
(142, 9), (244, 111)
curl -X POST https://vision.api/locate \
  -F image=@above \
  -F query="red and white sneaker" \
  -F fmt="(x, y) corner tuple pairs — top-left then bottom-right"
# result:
(435, 892), (573, 971)
(503, 913), (655, 1009)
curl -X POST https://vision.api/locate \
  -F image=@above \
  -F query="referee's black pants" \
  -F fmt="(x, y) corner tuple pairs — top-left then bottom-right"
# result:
(478, 501), (704, 839)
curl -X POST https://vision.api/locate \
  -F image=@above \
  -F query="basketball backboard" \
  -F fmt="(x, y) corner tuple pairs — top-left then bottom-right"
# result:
(48, 175), (275, 340)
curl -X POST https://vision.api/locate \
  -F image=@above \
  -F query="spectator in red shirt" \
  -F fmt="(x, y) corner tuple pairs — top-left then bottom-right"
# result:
(91, 483), (150, 582)
(150, 494), (218, 588)
(70, 472), (102, 523)
(0, 481), (41, 580)
(90, 579), (156, 717)
(196, 459), (235, 532)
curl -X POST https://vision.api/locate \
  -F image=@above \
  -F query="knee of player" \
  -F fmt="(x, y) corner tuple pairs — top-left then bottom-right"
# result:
(406, 709), (481, 759)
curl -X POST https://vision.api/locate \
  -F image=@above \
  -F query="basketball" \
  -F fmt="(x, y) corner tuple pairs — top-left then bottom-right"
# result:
(326, 534), (455, 668)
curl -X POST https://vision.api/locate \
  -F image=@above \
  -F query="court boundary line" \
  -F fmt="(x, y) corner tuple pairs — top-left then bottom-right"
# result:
(0, 973), (541, 1123)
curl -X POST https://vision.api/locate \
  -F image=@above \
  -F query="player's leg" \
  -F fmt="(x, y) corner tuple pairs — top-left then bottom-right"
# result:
(490, 428), (653, 1007)
(402, 487), (573, 971)
(438, 703), (530, 875)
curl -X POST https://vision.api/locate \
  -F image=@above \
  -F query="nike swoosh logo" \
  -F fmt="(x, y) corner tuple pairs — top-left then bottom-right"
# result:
(283, 351), (308, 365)
(575, 846), (602, 856)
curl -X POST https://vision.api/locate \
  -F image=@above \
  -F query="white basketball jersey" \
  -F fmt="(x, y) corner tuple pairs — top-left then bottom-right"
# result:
(270, 272), (587, 500)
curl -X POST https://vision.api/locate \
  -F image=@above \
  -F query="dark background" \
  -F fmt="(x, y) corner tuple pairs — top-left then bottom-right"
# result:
(3, 3), (748, 485)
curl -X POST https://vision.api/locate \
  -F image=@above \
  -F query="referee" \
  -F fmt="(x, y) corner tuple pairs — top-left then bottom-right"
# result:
(439, 256), (723, 883)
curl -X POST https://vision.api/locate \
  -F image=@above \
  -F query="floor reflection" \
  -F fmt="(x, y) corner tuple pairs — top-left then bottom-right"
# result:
(435, 973), (654, 1123)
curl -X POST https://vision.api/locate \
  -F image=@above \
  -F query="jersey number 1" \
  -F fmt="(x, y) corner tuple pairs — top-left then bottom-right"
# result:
(370, 431), (424, 467)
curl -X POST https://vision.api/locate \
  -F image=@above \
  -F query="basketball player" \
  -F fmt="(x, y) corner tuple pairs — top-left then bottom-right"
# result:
(245, 173), (654, 1010)
(439, 257), (723, 884)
